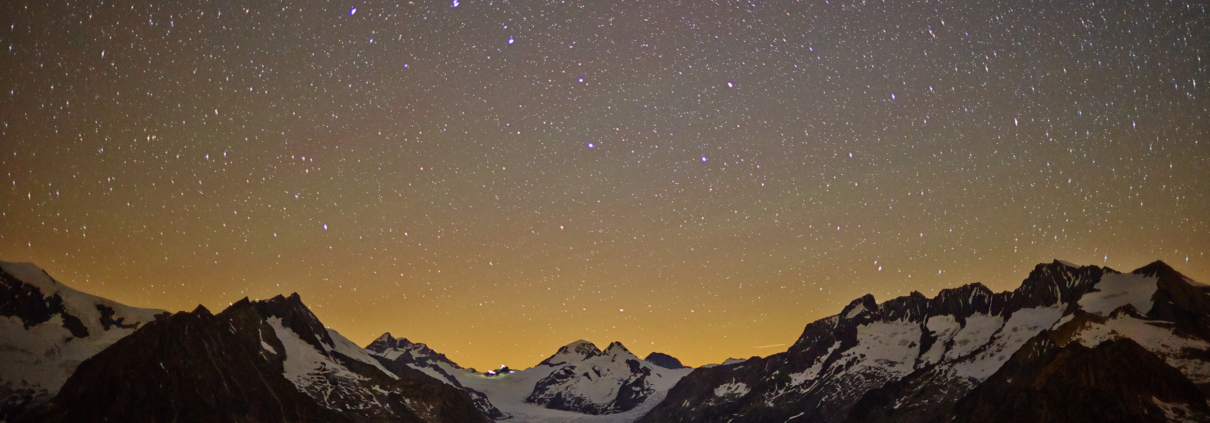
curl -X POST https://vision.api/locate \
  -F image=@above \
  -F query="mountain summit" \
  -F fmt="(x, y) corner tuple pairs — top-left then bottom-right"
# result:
(526, 340), (692, 415)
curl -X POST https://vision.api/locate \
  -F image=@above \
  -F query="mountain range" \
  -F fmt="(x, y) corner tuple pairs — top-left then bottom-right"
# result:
(641, 260), (1210, 423)
(2, 259), (1208, 422)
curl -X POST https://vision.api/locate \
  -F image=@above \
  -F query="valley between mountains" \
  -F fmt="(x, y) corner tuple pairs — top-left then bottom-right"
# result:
(2, 259), (1208, 422)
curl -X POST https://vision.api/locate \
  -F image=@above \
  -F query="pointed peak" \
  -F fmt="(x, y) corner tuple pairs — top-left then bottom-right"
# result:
(934, 282), (994, 302)
(844, 293), (876, 307)
(1055, 259), (1081, 268)
(840, 294), (878, 320)
(879, 291), (931, 322)
(539, 339), (603, 366)
(253, 293), (333, 351)
(720, 357), (748, 366)
(604, 341), (632, 356)
(191, 304), (212, 316)
(565, 339), (602, 355)
(1132, 260), (1175, 278)
(564, 339), (598, 349)
(230, 297), (252, 308)
(366, 331), (415, 352)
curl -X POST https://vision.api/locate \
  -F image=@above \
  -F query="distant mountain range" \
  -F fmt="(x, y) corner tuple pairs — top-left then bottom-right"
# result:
(641, 260), (1210, 423)
(2, 259), (1208, 422)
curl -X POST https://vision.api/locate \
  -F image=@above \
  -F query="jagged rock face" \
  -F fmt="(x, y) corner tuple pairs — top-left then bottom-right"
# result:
(0, 262), (163, 422)
(846, 262), (1210, 423)
(15, 295), (493, 423)
(1139, 261), (1210, 342)
(254, 292), (335, 351)
(526, 341), (677, 415)
(367, 332), (464, 370)
(944, 334), (1209, 423)
(366, 332), (504, 419)
(643, 260), (1210, 423)
(645, 352), (689, 369)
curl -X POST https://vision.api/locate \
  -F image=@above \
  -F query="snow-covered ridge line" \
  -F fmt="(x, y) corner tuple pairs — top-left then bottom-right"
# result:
(642, 259), (1210, 423)
(1, 261), (165, 418)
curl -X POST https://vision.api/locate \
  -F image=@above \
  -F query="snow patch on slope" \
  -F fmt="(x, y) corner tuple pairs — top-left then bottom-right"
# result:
(789, 342), (840, 386)
(268, 316), (379, 410)
(258, 328), (277, 354)
(326, 329), (397, 379)
(919, 315), (961, 365)
(852, 320), (921, 375)
(1079, 273), (1156, 316)
(714, 382), (750, 398)
(952, 305), (1064, 380)
(1151, 396), (1207, 423)
(1073, 315), (1210, 385)
(943, 314), (1003, 361)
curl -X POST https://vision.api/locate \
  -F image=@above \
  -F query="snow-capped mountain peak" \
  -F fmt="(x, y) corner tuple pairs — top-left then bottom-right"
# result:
(250, 292), (334, 352)
(603, 341), (637, 359)
(364, 331), (503, 418)
(365, 332), (464, 370)
(372, 331), (394, 344)
(538, 339), (604, 366)
(524, 340), (693, 415)
(1, 261), (164, 418)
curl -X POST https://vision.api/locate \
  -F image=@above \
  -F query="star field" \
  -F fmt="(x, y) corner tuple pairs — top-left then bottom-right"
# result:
(2, 0), (1208, 370)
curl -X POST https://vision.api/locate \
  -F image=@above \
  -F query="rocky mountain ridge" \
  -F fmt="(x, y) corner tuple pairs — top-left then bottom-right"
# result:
(0, 260), (494, 423)
(523, 340), (688, 415)
(640, 260), (1210, 423)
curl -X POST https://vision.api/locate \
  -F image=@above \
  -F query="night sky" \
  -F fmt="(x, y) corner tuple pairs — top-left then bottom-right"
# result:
(2, 0), (1208, 371)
